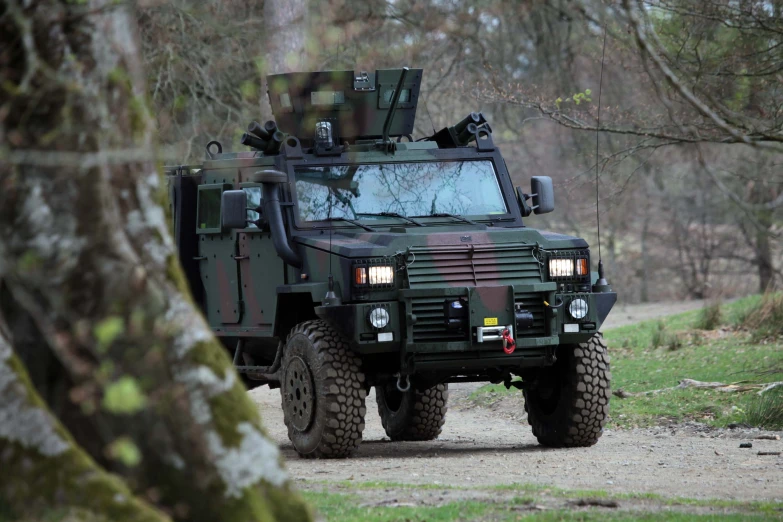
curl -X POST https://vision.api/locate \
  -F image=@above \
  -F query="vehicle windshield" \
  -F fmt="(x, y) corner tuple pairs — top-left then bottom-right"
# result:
(294, 160), (507, 222)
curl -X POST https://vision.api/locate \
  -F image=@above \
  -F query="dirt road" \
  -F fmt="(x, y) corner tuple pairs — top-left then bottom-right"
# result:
(250, 383), (782, 502)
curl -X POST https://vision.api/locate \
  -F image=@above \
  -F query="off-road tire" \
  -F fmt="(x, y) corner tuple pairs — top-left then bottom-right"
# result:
(524, 334), (610, 447)
(280, 320), (366, 458)
(376, 383), (448, 441)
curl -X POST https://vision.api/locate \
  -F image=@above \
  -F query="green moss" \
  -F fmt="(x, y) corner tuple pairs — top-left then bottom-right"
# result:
(107, 67), (132, 90)
(166, 254), (192, 297)
(128, 96), (151, 138)
(207, 377), (255, 447)
(182, 339), (264, 446)
(1, 353), (168, 521)
(106, 437), (142, 467)
(103, 376), (147, 414)
(94, 316), (125, 352)
(185, 339), (234, 377)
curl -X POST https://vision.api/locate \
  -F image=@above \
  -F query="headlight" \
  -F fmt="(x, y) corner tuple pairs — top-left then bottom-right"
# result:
(354, 261), (395, 287)
(547, 253), (590, 280)
(368, 307), (390, 328)
(569, 298), (589, 319)
(368, 265), (394, 285)
(549, 258), (574, 278)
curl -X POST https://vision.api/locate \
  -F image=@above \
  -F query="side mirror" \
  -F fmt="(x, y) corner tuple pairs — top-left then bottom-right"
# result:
(531, 176), (554, 215)
(221, 190), (248, 229)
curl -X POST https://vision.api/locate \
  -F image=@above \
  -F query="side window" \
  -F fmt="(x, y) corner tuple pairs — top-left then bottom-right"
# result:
(197, 186), (223, 233)
(244, 187), (262, 229)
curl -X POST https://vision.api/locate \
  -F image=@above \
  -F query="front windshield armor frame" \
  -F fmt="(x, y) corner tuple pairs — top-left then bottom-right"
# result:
(288, 152), (521, 230)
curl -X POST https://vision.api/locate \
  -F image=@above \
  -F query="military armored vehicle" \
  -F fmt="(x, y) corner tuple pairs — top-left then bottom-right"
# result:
(166, 68), (616, 458)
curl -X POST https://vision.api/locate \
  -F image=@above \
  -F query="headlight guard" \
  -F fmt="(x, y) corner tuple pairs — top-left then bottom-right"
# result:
(353, 258), (395, 289)
(547, 250), (590, 283)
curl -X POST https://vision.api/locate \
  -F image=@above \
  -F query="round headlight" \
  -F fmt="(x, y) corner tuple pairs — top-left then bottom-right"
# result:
(569, 298), (589, 320)
(368, 307), (390, 329)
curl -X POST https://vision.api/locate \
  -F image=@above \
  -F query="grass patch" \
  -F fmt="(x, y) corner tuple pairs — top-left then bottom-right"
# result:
(303, 491), (496, 522)
(302, 482), (780, 521)
(469, 295), (783, 429)
(605, 294), (783, 428)
(493, 482), (781, 513)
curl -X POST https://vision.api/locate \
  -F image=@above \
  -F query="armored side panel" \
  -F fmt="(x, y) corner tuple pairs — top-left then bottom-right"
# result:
(267, 69), (423, 141)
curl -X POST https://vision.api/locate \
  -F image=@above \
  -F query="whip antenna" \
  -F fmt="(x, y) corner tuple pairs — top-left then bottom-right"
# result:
(593, 26), (611, 292)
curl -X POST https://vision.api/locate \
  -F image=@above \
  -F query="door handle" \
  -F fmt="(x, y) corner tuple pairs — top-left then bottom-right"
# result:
(193, 256), (207, 261)
(233, 255), (249, 260)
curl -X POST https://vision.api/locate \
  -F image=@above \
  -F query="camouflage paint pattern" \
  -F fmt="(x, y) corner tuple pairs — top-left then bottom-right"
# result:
(166, 68), (616, 371)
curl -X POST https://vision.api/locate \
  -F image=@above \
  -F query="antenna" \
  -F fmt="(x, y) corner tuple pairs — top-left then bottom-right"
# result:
(424, 97), (437, 135)
(380, 67), (409, 149)
(593, 26), (611, 292)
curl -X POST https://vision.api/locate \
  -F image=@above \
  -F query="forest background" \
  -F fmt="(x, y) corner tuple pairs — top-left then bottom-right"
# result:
(141, 0), (783, 303)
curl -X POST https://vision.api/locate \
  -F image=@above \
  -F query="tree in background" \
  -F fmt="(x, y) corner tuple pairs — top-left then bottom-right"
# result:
(0, 1), (310, 520)
(135, 0), (781, 298)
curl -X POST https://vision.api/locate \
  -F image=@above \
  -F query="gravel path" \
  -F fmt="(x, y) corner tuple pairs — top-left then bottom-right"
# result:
(251, 383), (782, 502)
(600, 299), (710, 330)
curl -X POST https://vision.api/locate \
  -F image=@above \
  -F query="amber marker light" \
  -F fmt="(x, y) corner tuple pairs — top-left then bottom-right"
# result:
(575, 257), (589, 276)
(354, 266), (368, 285)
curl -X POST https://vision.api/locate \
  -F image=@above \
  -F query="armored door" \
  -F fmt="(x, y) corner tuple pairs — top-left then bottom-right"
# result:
(196, 184), (242, 325)
(235, 184), (284, 334)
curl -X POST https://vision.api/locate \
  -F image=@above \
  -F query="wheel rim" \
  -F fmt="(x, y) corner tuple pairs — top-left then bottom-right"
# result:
(284, 356), (315, 431)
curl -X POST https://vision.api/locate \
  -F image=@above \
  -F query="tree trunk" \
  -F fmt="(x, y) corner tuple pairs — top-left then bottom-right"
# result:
(260, 0), (309, 120)
(0, 1), (310, 520)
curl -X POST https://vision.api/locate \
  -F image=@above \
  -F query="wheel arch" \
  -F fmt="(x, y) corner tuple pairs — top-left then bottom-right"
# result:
(274, 292), (318, 340)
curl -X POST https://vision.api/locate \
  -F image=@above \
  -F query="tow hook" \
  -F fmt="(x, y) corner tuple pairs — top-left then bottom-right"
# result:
(502, 328), (516, 355)
(395, 372), (411, 392)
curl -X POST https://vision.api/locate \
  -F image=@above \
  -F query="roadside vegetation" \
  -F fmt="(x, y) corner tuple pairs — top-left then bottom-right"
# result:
(471, 294), (783, 429)
(300, 481), (780, 521)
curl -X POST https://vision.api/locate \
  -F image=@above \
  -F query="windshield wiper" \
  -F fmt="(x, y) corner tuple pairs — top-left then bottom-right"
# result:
(410, 212), (478, 225)
(320, 217), (374, 232)
(356, 212), (425, 227)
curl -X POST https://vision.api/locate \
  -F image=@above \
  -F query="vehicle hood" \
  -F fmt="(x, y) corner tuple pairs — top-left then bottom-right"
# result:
(295, 227), (588, 258)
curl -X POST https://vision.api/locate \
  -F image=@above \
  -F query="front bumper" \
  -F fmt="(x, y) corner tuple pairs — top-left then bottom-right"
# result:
(316, 284), (616, 356)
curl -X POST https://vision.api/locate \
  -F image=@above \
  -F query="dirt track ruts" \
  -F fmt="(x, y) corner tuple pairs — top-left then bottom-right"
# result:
(251, 383), (782, 501)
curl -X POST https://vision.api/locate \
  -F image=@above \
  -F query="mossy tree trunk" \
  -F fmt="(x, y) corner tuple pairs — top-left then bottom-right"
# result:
(0, 1), (310, 521)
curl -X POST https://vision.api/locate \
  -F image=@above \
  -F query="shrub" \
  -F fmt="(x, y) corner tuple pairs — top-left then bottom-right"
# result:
(665, 335), (683, 351)
(696, 301), (723, 330)
(741, 292), (783, 340)
(743, 389), (783, 430)
(651, 320), (666, 349)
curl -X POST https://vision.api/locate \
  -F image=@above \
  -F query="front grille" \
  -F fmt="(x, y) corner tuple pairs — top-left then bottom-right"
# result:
(406, 244), (543, 288)
(411, 296), (467, 342)
(514, 292), (547, 336)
